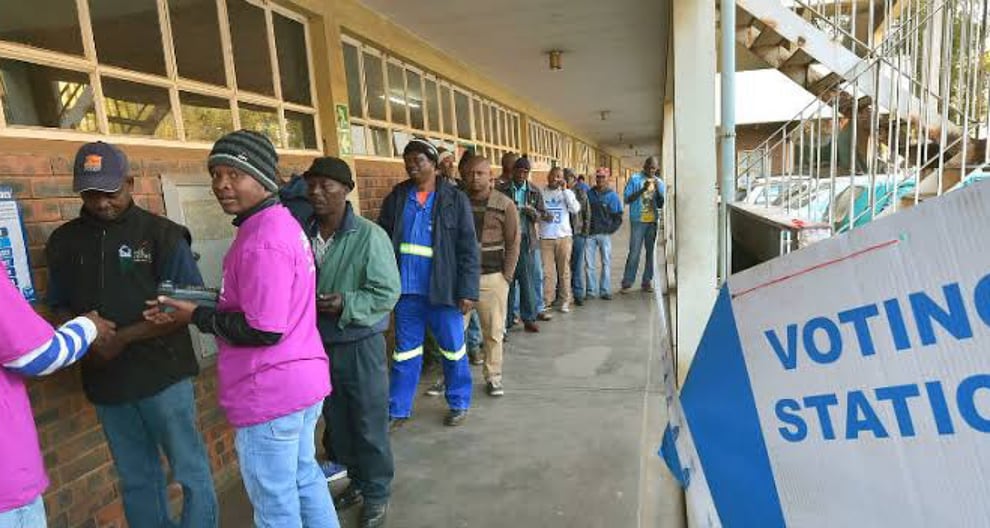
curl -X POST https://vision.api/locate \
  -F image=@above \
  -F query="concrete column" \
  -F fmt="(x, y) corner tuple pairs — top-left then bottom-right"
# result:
(672, 0), (718, 385)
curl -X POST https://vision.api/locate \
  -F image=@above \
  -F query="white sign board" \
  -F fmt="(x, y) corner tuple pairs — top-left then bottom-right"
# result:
(0, 186), (35, 301)
(663, 182), (990, 527)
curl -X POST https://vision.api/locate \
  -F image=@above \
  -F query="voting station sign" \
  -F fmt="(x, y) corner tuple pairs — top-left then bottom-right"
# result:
(663, 182), (990, 527)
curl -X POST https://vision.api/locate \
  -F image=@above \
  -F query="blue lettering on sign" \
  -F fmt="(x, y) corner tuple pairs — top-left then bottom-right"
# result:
(774, 375), (990, 442)
(763, 274), (990, 371)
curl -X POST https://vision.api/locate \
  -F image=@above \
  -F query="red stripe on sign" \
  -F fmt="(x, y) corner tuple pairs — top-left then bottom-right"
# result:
(731, 238), (900, 300)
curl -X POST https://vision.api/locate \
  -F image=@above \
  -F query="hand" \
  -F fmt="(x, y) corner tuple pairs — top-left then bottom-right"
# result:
(458, 299), (475, 315)
(521, 205), (539, 221)
(90, 335), (126, 362)
(82, 311), (117, 343)
(142, 296), (197, 326)
(317, 293), (344, 315)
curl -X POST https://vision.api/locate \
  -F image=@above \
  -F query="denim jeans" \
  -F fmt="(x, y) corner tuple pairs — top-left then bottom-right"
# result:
(235, 401), (338, 528)
(533, 244), (545, 312)
(585, 234), (613, 297)
(508, 237), (539, 325)
(570, 235), (588, 300)
(622, 221), (658, 288)
(0, 496), (45, 528)
(95, 378), (217, 528)
(465, 310), (482, 352)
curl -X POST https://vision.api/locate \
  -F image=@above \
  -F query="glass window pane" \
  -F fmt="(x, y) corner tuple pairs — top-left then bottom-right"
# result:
(180, 92), (233, 142)
(363, 53), (386, 121)
(441, 85), (453, 135)
(498, 110), (506, 146)
(101, 77), (176, 139)
(370, 126), (390, 157)
(239, 103), (281, 146)
(274, 14), (311, 106)
(0, 1), (83, 55)
(0, 59), (96, 131)
(473, 100), (484, 142)
(342, 43), (363, 118)
(392, 130), (411, 156)
(454, 92), (470, 140)
(486, 105), (495, 145)
(169, 0), (225, 85)
(89, 0), (166, 76)
(387, 63), (406, 126)
(228, 0), (274, 96)
(424, 79), (439, 133)
(406, 71), (424, 130)
(350, 124), (367, 155)
(285, 110), (317, 149)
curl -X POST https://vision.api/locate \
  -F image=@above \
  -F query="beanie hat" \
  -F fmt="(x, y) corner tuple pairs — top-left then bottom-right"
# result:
(403, 138), (439, 164)
(302, 157), (354, 190)
(208, 130), (279, 192)
(513, 156), (532, 171)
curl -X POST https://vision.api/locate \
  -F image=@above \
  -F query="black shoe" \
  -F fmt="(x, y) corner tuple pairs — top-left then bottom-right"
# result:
(424, 379), (444, 397)
(469, 350), (484, 365)
(486, 380), (505, 397)
(334, 484), (363, 511)
(575, 297), (584, 306)
(444, 409), (468, 426)
(359, 502), (388, 528)
(601, 294), (613, 301)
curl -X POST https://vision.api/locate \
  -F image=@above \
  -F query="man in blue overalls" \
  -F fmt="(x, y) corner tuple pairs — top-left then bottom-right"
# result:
(378, 138), (480, 428)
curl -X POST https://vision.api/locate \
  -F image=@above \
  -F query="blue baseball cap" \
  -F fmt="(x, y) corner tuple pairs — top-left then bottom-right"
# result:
(73, 141), (129, 193)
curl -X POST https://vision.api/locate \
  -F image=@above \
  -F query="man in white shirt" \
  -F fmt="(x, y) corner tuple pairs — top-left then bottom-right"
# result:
(539, 166), (581, 314)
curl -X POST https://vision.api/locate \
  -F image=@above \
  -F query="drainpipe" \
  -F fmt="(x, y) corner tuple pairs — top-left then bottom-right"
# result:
(718, 0), (736, 284)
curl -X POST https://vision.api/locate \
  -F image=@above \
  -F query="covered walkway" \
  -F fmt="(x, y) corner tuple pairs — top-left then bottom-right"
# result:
(219, 226), (684, 527)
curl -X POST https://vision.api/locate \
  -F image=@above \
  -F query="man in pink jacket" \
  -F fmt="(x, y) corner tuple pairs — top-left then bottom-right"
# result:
(0, 261), (114, 526)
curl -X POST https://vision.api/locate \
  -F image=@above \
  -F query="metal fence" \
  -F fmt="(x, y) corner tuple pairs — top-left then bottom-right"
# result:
(736, 0), (989, 247)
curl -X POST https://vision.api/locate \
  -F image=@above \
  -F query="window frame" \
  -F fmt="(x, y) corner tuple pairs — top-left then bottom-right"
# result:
(0, 0), (322, 153)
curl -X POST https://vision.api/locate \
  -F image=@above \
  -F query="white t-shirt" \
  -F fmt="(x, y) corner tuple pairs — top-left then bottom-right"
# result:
(540, 188), (581, 239)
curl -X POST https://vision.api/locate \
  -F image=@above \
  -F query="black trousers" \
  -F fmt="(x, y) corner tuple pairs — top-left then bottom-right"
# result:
(322, 333), (394, 504)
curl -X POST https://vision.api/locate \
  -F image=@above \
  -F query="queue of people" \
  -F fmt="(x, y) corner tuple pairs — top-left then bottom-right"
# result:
(0, 132), (664, 528)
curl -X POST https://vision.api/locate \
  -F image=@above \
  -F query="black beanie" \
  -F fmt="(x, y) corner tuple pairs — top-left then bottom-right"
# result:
(302, 157), (354, 190)
(403, 138), (439, 164)
(208, 130), (279, 192)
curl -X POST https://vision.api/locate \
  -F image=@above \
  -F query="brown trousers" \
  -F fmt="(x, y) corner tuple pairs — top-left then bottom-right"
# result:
(464, 273), (510, 383)
(541, 236), (573, 307)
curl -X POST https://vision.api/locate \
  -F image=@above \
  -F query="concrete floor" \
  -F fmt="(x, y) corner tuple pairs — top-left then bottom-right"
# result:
(219, 225), (685, 528)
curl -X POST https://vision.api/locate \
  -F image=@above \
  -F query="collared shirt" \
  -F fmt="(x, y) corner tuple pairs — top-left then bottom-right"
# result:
(311, 231), (334, 264)
(399, 189), (436, 296)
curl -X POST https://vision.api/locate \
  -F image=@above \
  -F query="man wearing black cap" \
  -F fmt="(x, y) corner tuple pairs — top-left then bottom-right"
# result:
(496, 156), (549, 332)
(378, 138), (480, 428)
(302, 157), (400, 528)
(46, 142), (217, 527)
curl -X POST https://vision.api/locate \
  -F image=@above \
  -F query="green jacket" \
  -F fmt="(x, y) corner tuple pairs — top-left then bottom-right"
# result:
(307, 203), (400, 344)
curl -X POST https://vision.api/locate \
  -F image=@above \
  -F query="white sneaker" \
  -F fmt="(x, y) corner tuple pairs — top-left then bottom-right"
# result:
(560, 302), (571, 313)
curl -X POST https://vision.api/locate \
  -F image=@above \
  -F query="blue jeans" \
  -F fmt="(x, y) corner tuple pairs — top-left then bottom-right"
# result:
(533, 244), (545, 312)
(586, 234), (613, 297)
(571, 235), (588, 300)
(0, 497), (45, 528)
(508, 237), (539, 325)
(466, 310), (482, 352)
(235, 401), (338, 528)
(96, 379), (217, 528)
(622, 221), (658, 288)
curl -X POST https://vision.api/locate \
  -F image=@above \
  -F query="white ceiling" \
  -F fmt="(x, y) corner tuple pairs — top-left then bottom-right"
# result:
(357, 0), (669, 167)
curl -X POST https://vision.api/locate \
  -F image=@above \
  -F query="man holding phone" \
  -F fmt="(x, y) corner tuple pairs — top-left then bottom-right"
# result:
(302, 157), (400, 528)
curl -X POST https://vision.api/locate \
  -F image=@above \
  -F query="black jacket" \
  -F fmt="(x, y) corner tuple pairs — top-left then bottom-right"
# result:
(46, 204), (200, 405)
(378, 178), (480, 307)
(495, 179), (548, 247)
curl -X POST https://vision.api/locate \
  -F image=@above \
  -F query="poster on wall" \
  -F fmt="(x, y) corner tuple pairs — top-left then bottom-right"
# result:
(0, 186), (35, 302)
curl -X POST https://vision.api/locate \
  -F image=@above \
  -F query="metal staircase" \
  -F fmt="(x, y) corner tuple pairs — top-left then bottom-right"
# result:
(733, 0), (989, 238)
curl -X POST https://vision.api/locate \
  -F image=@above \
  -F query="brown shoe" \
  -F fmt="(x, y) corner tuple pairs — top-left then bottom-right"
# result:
(524, 322), (540, 333)
(537, 311), (554, 321)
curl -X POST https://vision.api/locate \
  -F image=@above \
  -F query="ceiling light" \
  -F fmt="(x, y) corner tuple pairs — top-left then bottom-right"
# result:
(600, 110), (610, 121)
(548, 50), (563, 71)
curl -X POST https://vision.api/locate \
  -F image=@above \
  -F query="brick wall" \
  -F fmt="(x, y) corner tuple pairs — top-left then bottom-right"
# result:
(354, 158), (407, 220)
(0, 140), (312, 528)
